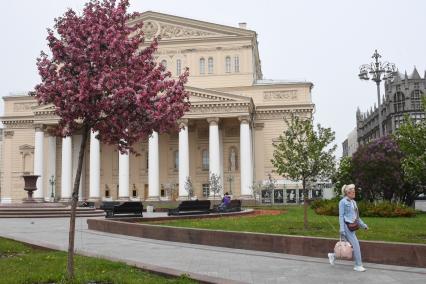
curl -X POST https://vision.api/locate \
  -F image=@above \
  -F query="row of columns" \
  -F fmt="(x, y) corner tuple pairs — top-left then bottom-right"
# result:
(32, 116), (254, 201)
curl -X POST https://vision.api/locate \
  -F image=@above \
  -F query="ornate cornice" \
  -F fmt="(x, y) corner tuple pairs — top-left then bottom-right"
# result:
(255, 104), (314, 120)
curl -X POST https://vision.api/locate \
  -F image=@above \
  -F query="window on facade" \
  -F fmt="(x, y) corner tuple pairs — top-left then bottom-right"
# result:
(411, 90), (423, 110)
(202, 184), (210, 197)
(176, 59), (181, 75)
(225, 56), (231, 73)
(174, 150), (179, 170)
(394, 115), (404, 129)
(199, 58), (205, 75)
(234, 56), (240, 72)
(161, 60), (167, 69)
(202, 149), (209, 170)
(414, 83), (419, 89)
(208, 57), (214, 74)
(160, 189), (165, 197)
(396, 85), (401, 91)
(393, 92), (405, 112)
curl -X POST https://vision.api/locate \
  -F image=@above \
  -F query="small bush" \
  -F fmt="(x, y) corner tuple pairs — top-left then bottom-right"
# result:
(311, 199), (416, 217)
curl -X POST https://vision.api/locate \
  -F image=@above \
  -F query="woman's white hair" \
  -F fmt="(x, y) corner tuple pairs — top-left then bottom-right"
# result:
(341, 184), (356, 196)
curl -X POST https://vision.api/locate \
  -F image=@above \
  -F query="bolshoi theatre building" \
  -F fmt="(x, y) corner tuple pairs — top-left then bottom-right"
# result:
(0, 11), (315, 204)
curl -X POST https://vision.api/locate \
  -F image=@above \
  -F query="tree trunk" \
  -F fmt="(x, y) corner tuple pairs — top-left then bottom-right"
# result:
(303, 179), (308, 229)
(67, 125), (90, 279)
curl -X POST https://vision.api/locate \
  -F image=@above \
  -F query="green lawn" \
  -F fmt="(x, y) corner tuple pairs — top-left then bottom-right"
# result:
(0, 237), (195, 284)
(156, 206), (426, 244)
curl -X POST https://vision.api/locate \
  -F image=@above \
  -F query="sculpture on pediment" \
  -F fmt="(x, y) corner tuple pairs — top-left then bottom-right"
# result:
(159, 23), (217, 39)
(142, 21), (159, 39)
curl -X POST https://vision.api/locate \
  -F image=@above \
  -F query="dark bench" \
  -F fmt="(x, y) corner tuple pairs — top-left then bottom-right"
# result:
(214, 199), (242, 213)
(100, 201), (121, 217)
(109, 202), (143, 218)
(168, 200), (211, 216)
(78, 201), (95, 208)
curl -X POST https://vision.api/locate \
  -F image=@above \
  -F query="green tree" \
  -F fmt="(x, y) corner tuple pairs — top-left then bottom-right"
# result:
(332, 156), (354, 197)
(394, 97), (426, 203)
(272, 114), (336, 229)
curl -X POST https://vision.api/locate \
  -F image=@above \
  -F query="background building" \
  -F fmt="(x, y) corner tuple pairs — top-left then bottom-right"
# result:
(357, 68), (426, 145)
(342, 127), (358, 157)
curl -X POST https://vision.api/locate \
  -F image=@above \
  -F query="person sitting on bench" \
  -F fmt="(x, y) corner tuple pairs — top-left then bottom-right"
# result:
(218, 192), (231, 211)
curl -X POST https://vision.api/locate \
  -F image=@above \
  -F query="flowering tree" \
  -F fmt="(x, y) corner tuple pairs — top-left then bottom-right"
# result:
(352, 136), (403, 202)
(395, 97), (426, 204)
(209, 173), (223, 204)
(271, 113), (336, 229)
(33, 0), (189, 278)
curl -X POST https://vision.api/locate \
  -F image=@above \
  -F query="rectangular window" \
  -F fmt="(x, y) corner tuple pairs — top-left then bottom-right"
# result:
(234, 56), (240, 73)
(414, 83), (419, 89)
(176, 59), (181, 75)
(208, 57), (214, 74)
(202, 184), (210, 197)
(225, 56), (231, 73)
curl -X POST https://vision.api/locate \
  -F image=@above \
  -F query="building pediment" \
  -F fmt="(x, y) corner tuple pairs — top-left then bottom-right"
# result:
(130, 11), (255, 41)
(187, 86), (251, 103)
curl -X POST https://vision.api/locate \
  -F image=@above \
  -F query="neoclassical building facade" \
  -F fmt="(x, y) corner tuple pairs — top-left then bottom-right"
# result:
(0, 11), (314, 203)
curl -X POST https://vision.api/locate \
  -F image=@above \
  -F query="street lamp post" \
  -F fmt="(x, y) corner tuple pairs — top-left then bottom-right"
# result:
(49, 175), (55, 202)
(358, 50), (396, 138)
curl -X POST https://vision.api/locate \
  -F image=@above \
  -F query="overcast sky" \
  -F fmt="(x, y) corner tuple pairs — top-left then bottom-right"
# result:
(1, 0), (425, 157)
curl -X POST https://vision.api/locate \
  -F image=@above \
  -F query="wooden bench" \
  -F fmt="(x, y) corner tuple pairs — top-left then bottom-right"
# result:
(99, 201), (121, 217)
(214, 199), (242, 213)
(109, 202), (143, 218)
(168, 200), (211, 216)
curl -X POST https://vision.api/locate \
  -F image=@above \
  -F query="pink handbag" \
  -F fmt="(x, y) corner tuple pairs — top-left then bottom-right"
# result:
(334, 237), (353, 260)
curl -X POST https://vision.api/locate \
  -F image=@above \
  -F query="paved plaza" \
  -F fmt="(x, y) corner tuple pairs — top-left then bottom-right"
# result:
(1, 217), (425, 284)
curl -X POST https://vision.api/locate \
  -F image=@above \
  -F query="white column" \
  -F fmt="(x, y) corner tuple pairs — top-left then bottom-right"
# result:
(208, 117), (220, 199)
(148, 131), (160, 200)
(178, 119), (189, 199)
(208, 118), (220, 177)
(61, 136), (72, 201)
(219, 128), (224, 194)
(89, 130), (101, 200)
(118, 150), (129, 200)
(33, 126), (44, 201)
(46, 135), (56, 201)
(239, 116), (253, 197)
(72, 135), (85, 201)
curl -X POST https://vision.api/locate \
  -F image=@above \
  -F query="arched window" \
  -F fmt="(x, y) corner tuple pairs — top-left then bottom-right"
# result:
(176, 59), (181, 75)
(411, 90), (423, 110)
(225, 56), (231, 73)
(208, 57), (214, 74)
(199, 58), (205, 75)
(234, 56), (240, 72)
(161, 59), (167, 69)
(174, 150), (179, 170)
(202, 149), (209, 170)
(393, 92), (405, 112)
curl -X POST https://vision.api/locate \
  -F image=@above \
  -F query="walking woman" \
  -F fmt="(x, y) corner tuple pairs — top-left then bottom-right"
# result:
(328, 184), (368, 272)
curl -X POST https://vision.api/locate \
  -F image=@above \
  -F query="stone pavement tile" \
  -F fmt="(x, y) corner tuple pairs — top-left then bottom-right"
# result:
(0, 217), (425, 284)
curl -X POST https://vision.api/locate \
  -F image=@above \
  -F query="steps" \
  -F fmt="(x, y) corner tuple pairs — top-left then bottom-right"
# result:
(0, 206), (105, 218)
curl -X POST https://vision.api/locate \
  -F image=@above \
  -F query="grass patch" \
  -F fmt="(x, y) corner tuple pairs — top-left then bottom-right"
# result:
(155, 206), (426, 244)
(0, 237), (195, 284)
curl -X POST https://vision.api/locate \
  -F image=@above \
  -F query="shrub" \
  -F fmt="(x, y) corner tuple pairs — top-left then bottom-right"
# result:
(312, 199), (416, 217)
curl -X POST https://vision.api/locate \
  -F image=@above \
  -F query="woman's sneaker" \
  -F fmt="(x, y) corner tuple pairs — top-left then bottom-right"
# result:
(327, 253), (335, 265)
(354, 266), (366, 272)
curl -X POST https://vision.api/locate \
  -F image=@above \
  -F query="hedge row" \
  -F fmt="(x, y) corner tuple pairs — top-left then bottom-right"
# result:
(311, 198), (416, 217)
